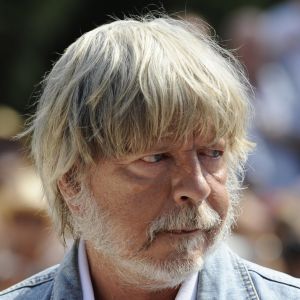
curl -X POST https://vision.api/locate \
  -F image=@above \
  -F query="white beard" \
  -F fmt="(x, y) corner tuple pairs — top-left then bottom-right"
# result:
(71, 184), (238, 290)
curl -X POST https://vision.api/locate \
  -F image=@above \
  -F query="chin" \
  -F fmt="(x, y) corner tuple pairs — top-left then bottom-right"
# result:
(114, 251), (205, 291)
(112, 236), (211, 291)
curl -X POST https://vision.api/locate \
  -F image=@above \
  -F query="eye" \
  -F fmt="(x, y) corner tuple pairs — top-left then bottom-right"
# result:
(140, 153), (167, 163)
(199, 149), (224, 159)
(209, 150), (224, 158)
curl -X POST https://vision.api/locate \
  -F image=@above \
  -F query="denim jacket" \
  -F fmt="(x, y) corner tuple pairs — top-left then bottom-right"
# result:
(1, 242), (300, 300)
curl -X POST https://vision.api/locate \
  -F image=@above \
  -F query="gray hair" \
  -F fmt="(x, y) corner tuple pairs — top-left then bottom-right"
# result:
(24, 14), (253, 241)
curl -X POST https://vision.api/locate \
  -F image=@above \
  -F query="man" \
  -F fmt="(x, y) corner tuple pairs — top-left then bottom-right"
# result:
(1, 13), (300, 300)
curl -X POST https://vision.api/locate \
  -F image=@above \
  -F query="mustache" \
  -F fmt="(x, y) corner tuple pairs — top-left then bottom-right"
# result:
(140, 202), (222, 250)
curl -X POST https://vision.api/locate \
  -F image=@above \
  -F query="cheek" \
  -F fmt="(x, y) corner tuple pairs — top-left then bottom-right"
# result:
(91, 169), (172, 232)
(205, 168), (229, 219)
(125, 177), (172, 221)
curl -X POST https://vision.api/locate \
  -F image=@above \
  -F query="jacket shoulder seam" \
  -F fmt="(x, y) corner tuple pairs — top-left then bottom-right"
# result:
(248, 268), (300, 290)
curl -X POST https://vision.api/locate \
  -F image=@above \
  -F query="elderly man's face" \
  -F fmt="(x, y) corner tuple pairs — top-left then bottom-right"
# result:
(82, 134), (231, 287)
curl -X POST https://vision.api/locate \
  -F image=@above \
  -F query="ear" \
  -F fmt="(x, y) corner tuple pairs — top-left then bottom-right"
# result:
(57, 167), (82, 213)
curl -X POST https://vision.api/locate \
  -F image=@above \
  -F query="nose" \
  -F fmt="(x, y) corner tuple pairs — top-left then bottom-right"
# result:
(172, 156), (211, 206)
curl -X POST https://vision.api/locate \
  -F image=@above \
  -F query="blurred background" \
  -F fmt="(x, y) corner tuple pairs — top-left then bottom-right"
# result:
(1, 0), (300, 290)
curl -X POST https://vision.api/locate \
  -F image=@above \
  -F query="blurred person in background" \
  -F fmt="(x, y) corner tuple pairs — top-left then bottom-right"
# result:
(1, 12), (300, 300)
(0, 107), (65, 290)
(0, 139), (65, 291)
(223, 3), (300, 194)
(222, 1), (300, 278)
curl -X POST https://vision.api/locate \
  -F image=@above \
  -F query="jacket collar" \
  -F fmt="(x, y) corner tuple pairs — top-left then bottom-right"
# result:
(51, 240), (83, 300)
(50, 241), (259, 300)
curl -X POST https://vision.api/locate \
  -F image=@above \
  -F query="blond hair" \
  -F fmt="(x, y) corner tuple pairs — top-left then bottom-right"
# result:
(24, 14), (253, 241)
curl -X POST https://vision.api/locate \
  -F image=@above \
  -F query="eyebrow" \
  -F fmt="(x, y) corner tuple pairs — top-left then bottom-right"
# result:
(204, 139), (226, 148)
(147, 144), (175, 153)
(114, 139), (227, 164)
(145, 138), (226, 154)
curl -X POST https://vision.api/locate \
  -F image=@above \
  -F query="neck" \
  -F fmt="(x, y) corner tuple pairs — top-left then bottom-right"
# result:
(85, 241), (180, 300)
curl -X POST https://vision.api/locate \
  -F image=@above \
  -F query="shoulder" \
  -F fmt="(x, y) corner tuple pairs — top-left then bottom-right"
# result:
(0, 265), (59, 300)
(243, 258), (300, 299)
